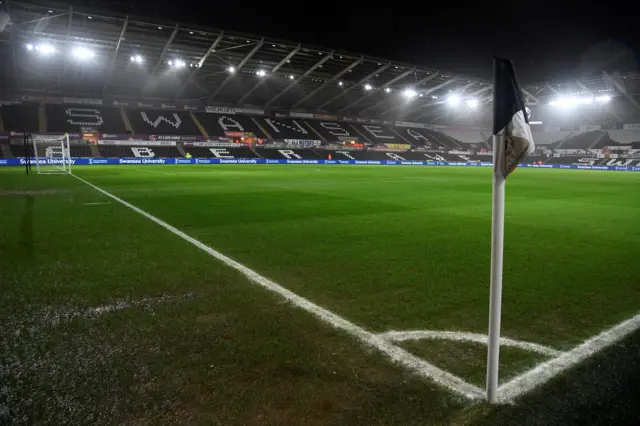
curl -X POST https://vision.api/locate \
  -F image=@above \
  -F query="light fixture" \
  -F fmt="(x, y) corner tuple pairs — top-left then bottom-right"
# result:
(256, 69), (266, 77)
(35, 43), (56, 55)
(403, 88), (417, 99)
(364, 83), (372, 91)
(72, 46), (95, 61)
(189, 31), (194, 34)
(384, 87), (392, 93)
(595, 95), (611, 103)
(227, 66), (236, 73)
(466, 98), (479, 108)
(173, 59), (186, 69)
(26, 43), (34, 51)
(446, 94), (461, 106)
(87, 16), (92, 19)
(338, 81), (344, 86)
(158, 26), (162, 30)
(289, 75), (295, 80)
(130, 54), (143, 64)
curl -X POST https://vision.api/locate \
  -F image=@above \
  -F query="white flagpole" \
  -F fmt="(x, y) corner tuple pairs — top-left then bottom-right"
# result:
(486, 132), (506, 403)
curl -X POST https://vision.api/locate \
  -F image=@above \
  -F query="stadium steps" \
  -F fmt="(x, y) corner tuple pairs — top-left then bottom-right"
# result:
(191, 113), (209, 137)
(120, 108), (134, 133)
(89, 145), (102, 157)
(553, 131), (578, 149)
(389, 126), (415, 146)
(251, 117), (273, 140)
(346, 123), (374, 143)
(588, 132), (607, 149)
(176, 144), (187, 157)
(250, 146), (262, 158)
(0, 110), (5, 132)
(303, 120), (326, 142)
(38, 105), (46, 132)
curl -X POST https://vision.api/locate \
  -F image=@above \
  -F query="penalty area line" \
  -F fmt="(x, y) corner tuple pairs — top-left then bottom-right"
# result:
(71, 174), (484, 400)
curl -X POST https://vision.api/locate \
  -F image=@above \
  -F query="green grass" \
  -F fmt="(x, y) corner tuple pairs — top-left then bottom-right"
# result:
(1, 164), (639, 424)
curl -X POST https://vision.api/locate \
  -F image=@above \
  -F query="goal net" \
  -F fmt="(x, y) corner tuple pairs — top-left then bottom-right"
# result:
(31, 134), (72, 175)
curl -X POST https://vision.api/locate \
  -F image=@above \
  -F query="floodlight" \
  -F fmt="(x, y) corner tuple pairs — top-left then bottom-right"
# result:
(595, 95), (611, 103)
(447, 94), (461, 106)
(338, 81), (344, 86)
(130, 54), (143, 64)
(36, 44), (56, 55)
(466, 98), (479, 108)
(227, 66), (236, 73)
(364, 83), (372, 91)
(384, 87), (392, 93)
(72, 46), (95, 61)
(403, 88), (417, 99)
(26, 43), (33, 51)
(289, 75), (295, 80)
(174, 59), (186, 69)
(256, 69), (267, 77)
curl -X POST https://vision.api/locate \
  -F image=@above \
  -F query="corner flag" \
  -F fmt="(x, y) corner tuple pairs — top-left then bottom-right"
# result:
(492, 58), (535, 177)
(486, 58), (535, 404)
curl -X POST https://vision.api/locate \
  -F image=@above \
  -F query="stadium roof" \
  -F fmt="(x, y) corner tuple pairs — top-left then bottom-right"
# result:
(2, 0), (640, 123)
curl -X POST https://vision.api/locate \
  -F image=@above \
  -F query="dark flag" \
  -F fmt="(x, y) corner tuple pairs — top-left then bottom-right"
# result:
(492, 58), (535, 177)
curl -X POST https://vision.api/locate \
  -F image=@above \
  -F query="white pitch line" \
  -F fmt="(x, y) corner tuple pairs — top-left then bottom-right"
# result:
(497, 313), (640, 403)
(71, 174), (484, 400)
(83, 202), (112, 206)
(379, 330), (563, 357)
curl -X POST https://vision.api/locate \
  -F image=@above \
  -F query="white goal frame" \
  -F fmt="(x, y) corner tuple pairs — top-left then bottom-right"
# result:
(31, 133), (72, 175)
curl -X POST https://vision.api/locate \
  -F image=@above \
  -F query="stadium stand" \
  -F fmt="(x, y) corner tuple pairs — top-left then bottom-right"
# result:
(255, 148), (323, 159)
(99, 145), (183, 158)
(440, 130), (485, 144)
(306, 120), (358, 143)
(559, 131), (608, 149)
(1, 104), (39, 132)
(70, 145), (93, 157)
(182, 146), (258, 158)
(126, 109), (202, 135)
(46, 105), (128, 133)
(194, 113), (269, 138)
(531, 131), (572, 145)
(607, 129), (640, 145)
(346, 122), (410, 145)
(256, 117), (318, 140)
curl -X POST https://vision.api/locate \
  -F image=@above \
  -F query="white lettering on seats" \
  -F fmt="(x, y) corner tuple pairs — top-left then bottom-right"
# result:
(140, 112), (182, 129)
(265, 119), (308, 134)
(335, 151), (355, 160)
(209, 148), (234, 158)
(65, 108), (104, 127)
(278, 149), (302, 159)
(218, 116), (245, 132)
(320, 122), (350, 136)
(386, 153), (406, 161)
(407, 128), (429, 142)
(363, 125), (394, 139)
(131, 147), (155, 158)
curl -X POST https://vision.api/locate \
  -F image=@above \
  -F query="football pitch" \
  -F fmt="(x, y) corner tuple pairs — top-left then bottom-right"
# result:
(1, 164), (639, 424)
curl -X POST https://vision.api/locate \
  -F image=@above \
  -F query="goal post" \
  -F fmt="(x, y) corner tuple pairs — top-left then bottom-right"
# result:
(31, 133), (72, 175)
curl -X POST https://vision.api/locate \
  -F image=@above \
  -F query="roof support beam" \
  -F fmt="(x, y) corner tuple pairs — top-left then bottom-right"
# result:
(469, 85), (492, 97)
(317, 62), (392, 110)
(264, 51), (333, 107)
(5, 0), (21, 92)
(409, 81), (475, 121)
(522, 88), (540, 105)
(174, 32), (224, 99)
(604, 71), (640, 113)
(57, 7), (73, 87)
(290, 56), (364, 109)
(141, 24), (180, 95)
(207, 39), (263, 102)
(576, 80), (593, 95)
(544, 84), (559, 95)
(397, 77), (458, 118)
(338, 67), (415, 112)
(237, 45), (300, 104)
(103, 16), (129, 93)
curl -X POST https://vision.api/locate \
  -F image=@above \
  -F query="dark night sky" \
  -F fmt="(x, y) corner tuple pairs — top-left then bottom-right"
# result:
(83, 0), (639, 84)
